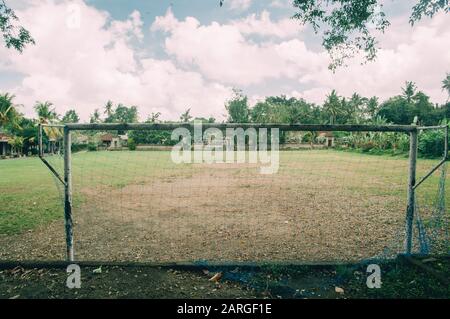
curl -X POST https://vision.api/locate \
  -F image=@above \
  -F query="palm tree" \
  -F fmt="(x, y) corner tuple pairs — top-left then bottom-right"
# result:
(34, 101), (58, 124)
(104, 100), (115, 122)
(90, 109), (101, 123)
(347, 93), (367, 122)
(323, 90), (342, 124)
(366, 96), (379, 120)
(402, 81), (416, 104)
(34, 101), (60, 153)
(180, 108), (193, 123)
(0, 93), (21, 130)
(104, 100), (114, 117)
(147, 112), (161, 123)
(442, 73), (450, 100)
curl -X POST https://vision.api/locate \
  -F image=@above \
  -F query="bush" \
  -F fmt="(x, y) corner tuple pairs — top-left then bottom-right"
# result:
(301, 132), (315, 143)
(87, 142), (98, 151)
(71, 143), (88, 153)
(360, 140), (376, 152)
(129, 130), (177, 146)
(395, 134), (410, 153)
(418, 130), (447, 158)
(128, 138), (136, 151)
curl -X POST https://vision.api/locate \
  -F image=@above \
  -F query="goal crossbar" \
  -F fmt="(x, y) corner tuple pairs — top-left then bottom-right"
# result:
(65, 123), (418, 133)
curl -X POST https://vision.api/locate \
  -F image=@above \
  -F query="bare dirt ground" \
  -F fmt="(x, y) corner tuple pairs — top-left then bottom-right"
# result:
(1, 257), (449, 299)
(0, 152), (409, 263)
(0, 265), (260, 299)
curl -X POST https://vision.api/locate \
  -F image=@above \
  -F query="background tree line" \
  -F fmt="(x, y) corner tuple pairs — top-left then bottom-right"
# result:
(1, 77), (449, 157)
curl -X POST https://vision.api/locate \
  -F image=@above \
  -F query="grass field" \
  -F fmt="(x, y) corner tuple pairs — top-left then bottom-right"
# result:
(0, 150), (447, 263)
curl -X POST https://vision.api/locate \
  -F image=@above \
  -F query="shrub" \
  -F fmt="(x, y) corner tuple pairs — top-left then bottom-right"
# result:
(129, 130), (174, 146)
(418, 130), (447, 158)
(395, 134), (410, 153)
(71, 143), (88, 153)
(128, 138), (137, 151)
(87, 142), (98, 151)
(301, 132), (315, 143)
(360, 140), (376, 152)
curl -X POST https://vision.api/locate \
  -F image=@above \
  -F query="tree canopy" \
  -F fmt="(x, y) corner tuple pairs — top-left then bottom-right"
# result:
(292, 0), (449, 69)
(0, 93), (21, 129)
(225, 89), (250, 123)
(221, 0), (449, 69)
(0, 0), (34, 52)
(62, 109), (80, 123)
(443, 73), (450, 100)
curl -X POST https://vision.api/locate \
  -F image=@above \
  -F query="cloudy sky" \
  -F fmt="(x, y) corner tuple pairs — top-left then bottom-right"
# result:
(1, 0), (449, 121)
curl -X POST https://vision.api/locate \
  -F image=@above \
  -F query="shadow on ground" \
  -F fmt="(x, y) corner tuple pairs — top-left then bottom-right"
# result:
(0, 256), (448, 299)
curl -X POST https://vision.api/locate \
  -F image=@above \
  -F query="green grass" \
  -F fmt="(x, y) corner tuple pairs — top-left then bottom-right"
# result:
(0, 157), (64, 234)
(0, 150), (447, 235)
(0, 151), (188, 235)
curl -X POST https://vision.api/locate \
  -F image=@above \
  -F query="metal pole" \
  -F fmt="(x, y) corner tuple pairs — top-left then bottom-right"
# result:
(38, 124), (43, 157)
(445, 124), (449, 160)
(405, 129), (418, 255)
(63, 126), (74, 261)
(65, 123), (417, 133)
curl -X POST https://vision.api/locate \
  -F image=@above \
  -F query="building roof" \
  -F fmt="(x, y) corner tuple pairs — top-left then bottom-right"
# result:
(318, 131), (334, 137)
(0, 133), (12, 142)
(77, 135), (89, 142)
(100, 133), (113, 142)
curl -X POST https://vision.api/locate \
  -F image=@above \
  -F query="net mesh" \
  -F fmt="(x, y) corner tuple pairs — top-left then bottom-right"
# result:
(414, 162), (449, 255)
(0, 127), (448, 263)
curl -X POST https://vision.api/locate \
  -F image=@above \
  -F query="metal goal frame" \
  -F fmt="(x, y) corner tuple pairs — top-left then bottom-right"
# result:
(38, 122), (449, 262)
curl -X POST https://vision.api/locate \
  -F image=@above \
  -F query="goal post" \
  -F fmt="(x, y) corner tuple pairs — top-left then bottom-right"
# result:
(37, 122), (448, 263)
(63, 126), (74, 262)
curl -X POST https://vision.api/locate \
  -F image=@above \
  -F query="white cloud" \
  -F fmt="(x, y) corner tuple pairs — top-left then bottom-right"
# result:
(152, 9), (321, 86)
(152, 8), (449, 105)
(231, 10), (303, 38)
(1, 0), (231, 121)
(269, 0), (292, 9)
(302, 13), (450, 104)
(227, 0), (253, 11)
(110, 10), (144, 41)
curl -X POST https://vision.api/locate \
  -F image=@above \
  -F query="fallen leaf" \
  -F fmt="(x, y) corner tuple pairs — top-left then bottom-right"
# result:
(92, 266), (102, 274)
(209, 272), (223, 282)
(335, 287), (344, 294)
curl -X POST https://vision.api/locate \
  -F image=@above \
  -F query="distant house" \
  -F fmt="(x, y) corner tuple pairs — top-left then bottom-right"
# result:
(75, 134), (89, 145)
(100, 133), (113, 148)
(100, 133), (128, 150)
(111, 137), (121, 149)
(0, 133), (12, 157)
(318, 131), (335, 147)
(118, 134), (128, 143)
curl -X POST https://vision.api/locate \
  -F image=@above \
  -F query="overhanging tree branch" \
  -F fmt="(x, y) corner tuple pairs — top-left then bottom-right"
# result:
(220, 0), (449, 70)
(0, 0), (35, 52)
